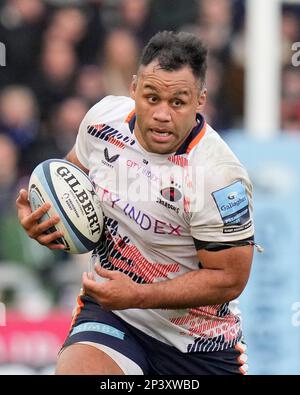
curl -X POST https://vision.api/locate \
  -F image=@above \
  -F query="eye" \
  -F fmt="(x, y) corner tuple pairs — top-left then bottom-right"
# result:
(147, 95), (158, 104)
(172, 99), (184, 107)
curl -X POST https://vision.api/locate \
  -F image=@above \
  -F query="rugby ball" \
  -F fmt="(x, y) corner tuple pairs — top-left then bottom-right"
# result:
(28, 159), (104, 254)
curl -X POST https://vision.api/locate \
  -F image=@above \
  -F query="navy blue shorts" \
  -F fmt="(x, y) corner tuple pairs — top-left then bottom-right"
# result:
(62, 295), (248, 375)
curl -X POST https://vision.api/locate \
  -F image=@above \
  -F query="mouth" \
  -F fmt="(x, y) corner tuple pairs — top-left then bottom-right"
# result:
(149, 128), (173, 143)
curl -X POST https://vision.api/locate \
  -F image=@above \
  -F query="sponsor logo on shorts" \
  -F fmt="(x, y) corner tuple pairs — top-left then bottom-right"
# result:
(70, 322), (125, 340)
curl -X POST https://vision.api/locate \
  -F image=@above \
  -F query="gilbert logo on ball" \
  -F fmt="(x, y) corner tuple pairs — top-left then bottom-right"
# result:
(28, 159), (104, 254)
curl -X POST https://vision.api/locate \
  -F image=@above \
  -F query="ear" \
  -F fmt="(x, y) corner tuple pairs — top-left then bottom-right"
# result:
(196, 88), (207, 112)
(130, 75), (138, 100)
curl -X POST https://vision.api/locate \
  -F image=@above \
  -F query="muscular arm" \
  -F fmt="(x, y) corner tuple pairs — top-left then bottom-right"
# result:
(137, 245), (253, 308)
(83, 245), (253, 310)
(65, 146), (89, 174)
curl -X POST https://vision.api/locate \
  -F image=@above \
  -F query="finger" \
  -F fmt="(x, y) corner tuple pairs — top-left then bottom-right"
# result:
(95, 265), (116, 279)
(47, 243), (66, 250)
(30, 203), (52, 222)
(16, 190), (33, 221)
(16, 189), (29, 205)
(87, 271), (95, 281)
(94, 264), (103, 275)
(27, 216), (61, 239)
(16, 190), (32, 218)
(82, 274), (95, 298)
(82, 272), (100, 294)
(36, 230), (64, 246)
(82, 271), (93, 287)
(35, 215), (61, 234)
(20, 203), (51, 230)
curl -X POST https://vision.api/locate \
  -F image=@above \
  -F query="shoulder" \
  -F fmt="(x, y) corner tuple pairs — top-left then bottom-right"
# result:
(190, 124), (244, 169)
(188, 123), (251, 187)
(84, 95), (135, 124)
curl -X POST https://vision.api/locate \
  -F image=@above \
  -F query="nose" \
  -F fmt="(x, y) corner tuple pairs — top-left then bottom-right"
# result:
(153, 102), (171, 123)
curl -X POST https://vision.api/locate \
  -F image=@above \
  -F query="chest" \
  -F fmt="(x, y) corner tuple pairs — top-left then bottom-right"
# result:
(88, 141), (191, 245)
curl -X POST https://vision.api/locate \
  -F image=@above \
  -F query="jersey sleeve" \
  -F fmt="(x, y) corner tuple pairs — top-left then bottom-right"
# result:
(189, 161), (254, 247)
(75, 109), (91, 169)
(74, 96), (113, 169)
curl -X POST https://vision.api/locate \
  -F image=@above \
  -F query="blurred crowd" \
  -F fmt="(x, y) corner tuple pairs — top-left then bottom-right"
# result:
(0, 0), (300, 312)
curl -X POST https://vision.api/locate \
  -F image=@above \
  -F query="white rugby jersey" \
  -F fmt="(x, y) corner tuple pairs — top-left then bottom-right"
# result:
(75, 95), (254, 353)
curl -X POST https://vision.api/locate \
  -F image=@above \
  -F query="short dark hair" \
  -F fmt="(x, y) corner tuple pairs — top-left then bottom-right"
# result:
(139, 31), (208, 83)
